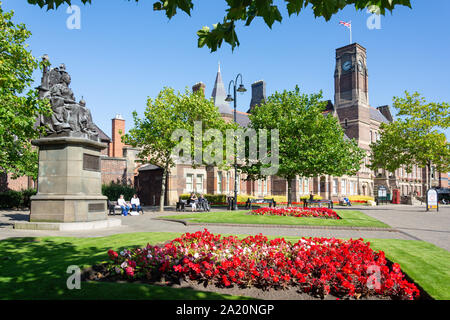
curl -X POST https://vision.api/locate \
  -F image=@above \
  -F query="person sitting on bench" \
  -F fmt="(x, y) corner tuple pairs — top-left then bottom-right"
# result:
(343, 197), (352, 206)
(130, 194), (143, 215)
(189, 192), (198, 212)
(117, 194), (131, 216)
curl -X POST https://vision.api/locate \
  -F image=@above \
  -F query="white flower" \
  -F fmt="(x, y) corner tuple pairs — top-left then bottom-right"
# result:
(120, 261), (128, 268)
(194, 253), (199, 259)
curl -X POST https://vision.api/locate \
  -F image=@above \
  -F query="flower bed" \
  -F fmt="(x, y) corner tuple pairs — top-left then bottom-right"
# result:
(251, 207), (341, 219)
(106, 230), (420, 300)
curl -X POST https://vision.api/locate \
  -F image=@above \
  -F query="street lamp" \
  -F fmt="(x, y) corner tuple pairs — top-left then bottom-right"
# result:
(226, 74), (247, 210)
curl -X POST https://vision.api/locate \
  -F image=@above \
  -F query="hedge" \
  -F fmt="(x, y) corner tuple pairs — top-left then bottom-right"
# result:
(102, 183), (136, 201)
(0, 189), (37, 209)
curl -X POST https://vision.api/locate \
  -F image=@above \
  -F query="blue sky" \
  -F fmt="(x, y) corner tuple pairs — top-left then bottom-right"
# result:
(3, 0), (450, 139)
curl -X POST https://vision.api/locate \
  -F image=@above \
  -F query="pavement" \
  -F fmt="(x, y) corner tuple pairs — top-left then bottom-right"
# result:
(0, 204), (449, 251)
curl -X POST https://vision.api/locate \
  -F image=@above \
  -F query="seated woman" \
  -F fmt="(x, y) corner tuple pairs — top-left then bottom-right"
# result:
(189, 192), (198, 212)
(117, 194), (131, 216)
(130, 194), (143, 215)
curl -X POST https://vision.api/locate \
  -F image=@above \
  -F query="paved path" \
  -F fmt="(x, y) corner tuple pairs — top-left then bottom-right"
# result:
(0, 205), (448, 251)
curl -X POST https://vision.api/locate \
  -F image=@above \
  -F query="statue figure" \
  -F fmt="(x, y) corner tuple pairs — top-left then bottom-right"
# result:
(38, 59), (98, 139)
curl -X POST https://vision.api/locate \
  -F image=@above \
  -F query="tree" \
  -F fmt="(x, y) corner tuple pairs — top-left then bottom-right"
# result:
(369, 91), (450, 190)
(27, 0), (411, 52)
(241, 86), (365, 205)
(122, 87), (234, 212)
(0, 2), (51, 179)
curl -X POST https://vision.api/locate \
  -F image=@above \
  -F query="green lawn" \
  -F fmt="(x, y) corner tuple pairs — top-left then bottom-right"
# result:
(0, 232), (250, 300)
(161, 210), (391, 228)
(1, 232), (449, 300)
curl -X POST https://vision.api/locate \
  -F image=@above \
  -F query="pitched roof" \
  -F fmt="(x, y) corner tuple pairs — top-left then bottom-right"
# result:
(93, 123), (111, 142)
(370, 107), (389, 124)
(211, 62), (233, 115)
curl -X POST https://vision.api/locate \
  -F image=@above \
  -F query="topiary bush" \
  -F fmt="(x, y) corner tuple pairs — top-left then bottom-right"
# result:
(102, 183), (136, 201)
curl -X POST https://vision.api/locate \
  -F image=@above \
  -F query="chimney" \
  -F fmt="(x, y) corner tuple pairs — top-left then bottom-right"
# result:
(192, 82), (206, 96)
(376, 105), (393, 122)
(248, 80), (267, 113)
(111, 114), (125, 158)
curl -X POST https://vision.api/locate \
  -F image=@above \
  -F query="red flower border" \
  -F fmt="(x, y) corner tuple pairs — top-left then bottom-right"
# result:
(106, 230), (420, 300)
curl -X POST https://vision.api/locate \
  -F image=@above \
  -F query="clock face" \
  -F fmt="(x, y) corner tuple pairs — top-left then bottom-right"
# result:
(342, 60), (352, 71)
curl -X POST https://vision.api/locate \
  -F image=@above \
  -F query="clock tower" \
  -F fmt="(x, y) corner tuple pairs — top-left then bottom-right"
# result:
(334, 43), (371, 150)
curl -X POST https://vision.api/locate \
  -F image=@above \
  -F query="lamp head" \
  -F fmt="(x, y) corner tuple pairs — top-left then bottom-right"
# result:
(225, 94), (234, 102)
(237, 84), (247, 93)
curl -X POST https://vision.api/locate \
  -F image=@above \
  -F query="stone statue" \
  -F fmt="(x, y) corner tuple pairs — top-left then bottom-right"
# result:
(38, 58), (99, 140)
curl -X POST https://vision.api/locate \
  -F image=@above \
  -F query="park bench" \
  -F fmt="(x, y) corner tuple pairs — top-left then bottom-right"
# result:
(303, 199), (334, 209)
(176, 198), (210, 212)
(244, 198), (276, 210)
(107, 200), (144, 215)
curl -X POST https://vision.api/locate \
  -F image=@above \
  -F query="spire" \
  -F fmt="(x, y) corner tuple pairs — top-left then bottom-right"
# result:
(211, 62), (232, 116)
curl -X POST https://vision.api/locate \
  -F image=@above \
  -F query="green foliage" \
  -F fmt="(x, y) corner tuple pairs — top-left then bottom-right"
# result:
(0, 188), (36, 209)
(242, 86), (365, 204)
(101, 183), (136, 201)
(242, 86), (364, 204)
(369, 91), (450, 177)
(0, 3), (52, 179)
(122, 87), (233, 211)
(27, 0), (411, 52)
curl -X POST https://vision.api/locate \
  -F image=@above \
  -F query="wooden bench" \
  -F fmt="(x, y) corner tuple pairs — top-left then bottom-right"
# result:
(245, 198), (276, 210)
(303, 199), (334, 209)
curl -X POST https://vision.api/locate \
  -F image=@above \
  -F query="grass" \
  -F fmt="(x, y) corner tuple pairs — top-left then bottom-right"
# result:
(0, 232), (250, 300)
(1, 232), (449, 300)
(161, 210), (391, 229)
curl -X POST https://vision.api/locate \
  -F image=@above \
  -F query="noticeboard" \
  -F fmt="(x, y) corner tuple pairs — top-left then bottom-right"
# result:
(426, 189), (439, 211)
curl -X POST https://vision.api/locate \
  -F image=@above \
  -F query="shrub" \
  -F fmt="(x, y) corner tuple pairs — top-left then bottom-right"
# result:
(348, 195), (374, 203)
(300, 194), (323, 201)
(0, 190), (23, 209)
(21, 188), (37, 208)
(102, 183), (136, 201)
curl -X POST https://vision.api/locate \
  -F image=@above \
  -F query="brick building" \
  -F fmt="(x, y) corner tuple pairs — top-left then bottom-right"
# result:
(1, 43), (447, 204)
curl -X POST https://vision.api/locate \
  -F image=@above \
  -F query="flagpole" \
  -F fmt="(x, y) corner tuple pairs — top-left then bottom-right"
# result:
(350, 21), (352, 44)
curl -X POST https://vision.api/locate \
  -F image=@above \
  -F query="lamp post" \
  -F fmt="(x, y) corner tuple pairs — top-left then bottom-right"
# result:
(225, 74), (246, 210)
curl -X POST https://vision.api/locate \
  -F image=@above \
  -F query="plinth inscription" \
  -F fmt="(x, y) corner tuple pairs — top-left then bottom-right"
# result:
(83, 153), (100, 172)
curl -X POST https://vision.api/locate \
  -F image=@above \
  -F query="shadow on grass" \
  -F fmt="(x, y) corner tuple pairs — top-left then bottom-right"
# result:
(0, 237), (243, 300)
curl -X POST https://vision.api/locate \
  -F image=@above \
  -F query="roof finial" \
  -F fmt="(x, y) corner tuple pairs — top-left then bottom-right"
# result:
(218, 61), (221, 73)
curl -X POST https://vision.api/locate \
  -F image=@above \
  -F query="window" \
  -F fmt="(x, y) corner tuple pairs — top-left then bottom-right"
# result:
(349, 181), (354, 195)
(333, 179), (338, 195)
(304, 179), (309, 194)
(226, 172), (230, 193)
(186, 174), (194, 192)
(264, 178), (268, 195)
(341, 179), (347, 195)
(196, 174), (203, 193)
(237, 174), (241, 193)
(257, 180), (262, 195)
(217, 172), (223, 194)
(299, 178), (303, 195)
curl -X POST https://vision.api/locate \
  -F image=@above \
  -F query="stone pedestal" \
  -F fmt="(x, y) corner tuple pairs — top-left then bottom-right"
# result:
(30, 137), (108, 223)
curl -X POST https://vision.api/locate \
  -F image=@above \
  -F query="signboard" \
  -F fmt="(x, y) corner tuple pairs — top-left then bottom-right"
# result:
(426, 189), (439, 211)
(378, 186), (387, 198)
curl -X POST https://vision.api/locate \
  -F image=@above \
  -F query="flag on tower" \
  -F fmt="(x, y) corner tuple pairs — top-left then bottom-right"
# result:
(339, 21), (352, 44)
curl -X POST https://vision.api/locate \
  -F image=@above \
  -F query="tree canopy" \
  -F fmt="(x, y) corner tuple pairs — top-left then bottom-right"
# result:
(122, 87), (234, 211)
(0, 3), (51, 179)
(369, 91), (450, 188)
(27, 0), (411, 51)
(241, 86), (365, 204)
